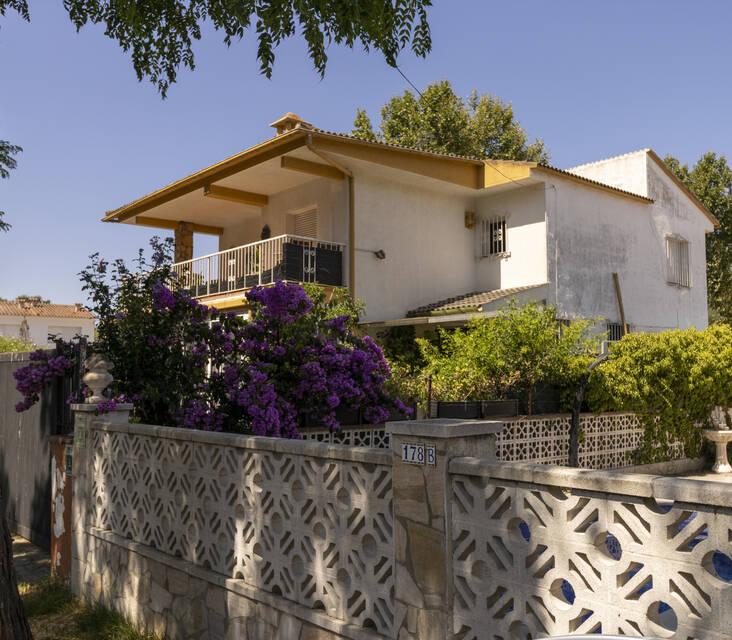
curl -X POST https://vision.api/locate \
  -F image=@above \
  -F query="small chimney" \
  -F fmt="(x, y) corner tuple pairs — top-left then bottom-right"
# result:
(74, 302), (83, 312)
(269, 112), (312, 136)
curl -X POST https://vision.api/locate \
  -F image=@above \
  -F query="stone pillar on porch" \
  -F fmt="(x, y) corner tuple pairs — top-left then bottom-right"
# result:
(386, 418), (503, 640)
(174, 221), (194, 263)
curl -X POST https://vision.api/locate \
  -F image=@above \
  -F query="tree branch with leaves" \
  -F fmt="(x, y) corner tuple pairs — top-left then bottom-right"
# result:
(0, 140), (22, 232)
(2, 0), (432, 97)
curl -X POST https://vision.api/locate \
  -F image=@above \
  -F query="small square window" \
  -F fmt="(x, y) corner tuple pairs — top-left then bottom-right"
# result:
(481, 216), (507, 256)
(666, 236), (690, 287)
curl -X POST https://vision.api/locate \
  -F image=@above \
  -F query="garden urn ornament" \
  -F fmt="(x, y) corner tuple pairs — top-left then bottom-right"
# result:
(83, 354), (114, 404)
(704, 406), (732, 473)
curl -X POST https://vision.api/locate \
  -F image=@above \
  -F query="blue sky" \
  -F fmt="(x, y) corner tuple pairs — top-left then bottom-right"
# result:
(2, 1), (731, 303)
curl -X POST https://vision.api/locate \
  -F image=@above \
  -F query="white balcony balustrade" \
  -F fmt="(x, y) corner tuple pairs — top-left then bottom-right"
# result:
(171, 234), (345, 298)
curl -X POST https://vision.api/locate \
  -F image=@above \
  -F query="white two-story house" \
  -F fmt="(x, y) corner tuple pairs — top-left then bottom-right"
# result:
(102, 113), (717, 335)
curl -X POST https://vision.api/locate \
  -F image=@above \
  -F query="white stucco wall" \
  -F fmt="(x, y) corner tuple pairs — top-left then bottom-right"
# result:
(0, 315), (94, 346)
(208, 148), (711, 329)
(473, 185), (548, 292)
(353, 173), (475, 322)
(546, 165), (710, 331)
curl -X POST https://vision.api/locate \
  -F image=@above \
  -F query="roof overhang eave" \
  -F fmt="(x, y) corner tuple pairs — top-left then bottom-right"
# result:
(645, 150), (720, 230)
(102, 129), (309, 224)
(361, 309), (500, 329)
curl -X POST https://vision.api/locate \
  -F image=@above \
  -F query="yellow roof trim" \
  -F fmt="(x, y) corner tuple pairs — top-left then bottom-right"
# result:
(482, 161), (534, 188)
(646, 149), (719, 229)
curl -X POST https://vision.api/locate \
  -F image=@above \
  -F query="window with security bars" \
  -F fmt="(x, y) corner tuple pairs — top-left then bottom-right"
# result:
(666, 236), (690, 287)
(481, 216), (507, 256)
(606, 323), (625, 342)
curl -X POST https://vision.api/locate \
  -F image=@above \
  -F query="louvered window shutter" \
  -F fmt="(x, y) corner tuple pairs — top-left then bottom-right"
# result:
(294, 209), (318, 237)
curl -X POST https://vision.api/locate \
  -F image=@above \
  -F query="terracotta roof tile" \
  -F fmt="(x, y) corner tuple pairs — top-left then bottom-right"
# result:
(0, 302), (95, 319)
(408, 284), (546, 316)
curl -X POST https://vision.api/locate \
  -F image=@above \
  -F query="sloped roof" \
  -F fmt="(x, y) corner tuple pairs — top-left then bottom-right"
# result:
(408, 284), (546, 316)
(309, 127), (652, 201)
(0, 302), (95, 319)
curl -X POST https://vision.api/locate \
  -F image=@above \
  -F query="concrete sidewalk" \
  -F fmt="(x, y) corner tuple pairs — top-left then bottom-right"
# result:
(12, 534), (50, 584)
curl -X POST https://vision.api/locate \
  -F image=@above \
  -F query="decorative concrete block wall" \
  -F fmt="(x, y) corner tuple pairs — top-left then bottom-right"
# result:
(496, 412), (685, 468)
(72, 413), (394, 640)
(71, 409), (729, 640)
(450, 459), (732, 639)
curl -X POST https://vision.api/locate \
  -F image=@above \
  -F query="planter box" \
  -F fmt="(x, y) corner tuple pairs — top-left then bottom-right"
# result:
(481, 399), (519, 418)
(437, 401), (482, 419)
(304, 406), (361, 428)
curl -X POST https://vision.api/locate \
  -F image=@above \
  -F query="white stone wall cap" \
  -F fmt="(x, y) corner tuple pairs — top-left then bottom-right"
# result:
(450, 457), (732, 507)
(499, 411), (636, 423)
(651, 476), (732, 508)
(89, 420), (392, 466)
(385, 418), (503, 438)
(71, 403), (133, 412)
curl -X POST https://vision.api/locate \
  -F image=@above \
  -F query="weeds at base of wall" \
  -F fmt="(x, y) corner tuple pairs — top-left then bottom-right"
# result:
(19, 577), (160, 640)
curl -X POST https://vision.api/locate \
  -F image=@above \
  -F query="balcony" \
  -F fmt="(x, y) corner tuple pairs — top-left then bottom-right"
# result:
(171, 234), (345, 298)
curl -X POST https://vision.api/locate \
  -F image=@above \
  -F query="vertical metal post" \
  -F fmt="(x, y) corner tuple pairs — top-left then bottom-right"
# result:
(427, 374), (433, 419)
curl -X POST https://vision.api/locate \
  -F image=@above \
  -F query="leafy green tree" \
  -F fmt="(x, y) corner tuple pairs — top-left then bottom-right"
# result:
(417, 301), (599, 413)
(665, 153), (732, 323)
(0, 139), (22, 232)
(352, 108), (379, 142)
(352, 80), (549, 161)
(2, 1), (432, 97)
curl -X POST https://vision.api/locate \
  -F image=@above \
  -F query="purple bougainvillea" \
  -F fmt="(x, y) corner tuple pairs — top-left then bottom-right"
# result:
(14, 348), (75, 412)
(179, 280), (409, 437)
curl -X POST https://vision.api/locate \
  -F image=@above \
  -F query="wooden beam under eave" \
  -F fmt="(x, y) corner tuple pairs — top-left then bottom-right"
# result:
(281, 155), (345, 181)
(134, 216), (223, 236)
(203, 184), (269, 207)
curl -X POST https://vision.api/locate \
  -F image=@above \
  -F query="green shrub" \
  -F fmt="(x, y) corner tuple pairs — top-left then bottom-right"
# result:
(416, 301), (600, 412)
(586, 324), (732, 462)
(0, 335), (36, 353)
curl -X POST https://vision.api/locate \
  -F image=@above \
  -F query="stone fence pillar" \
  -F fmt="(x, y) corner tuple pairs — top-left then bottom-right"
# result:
(386, 419), (503, 640)
(70, 401), (132, 597)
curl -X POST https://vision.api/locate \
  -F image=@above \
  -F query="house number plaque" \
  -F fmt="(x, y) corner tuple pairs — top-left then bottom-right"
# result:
(65, 445), (73, 476)
(75, 414), (87, 448)
(401, 442), (436, 466)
